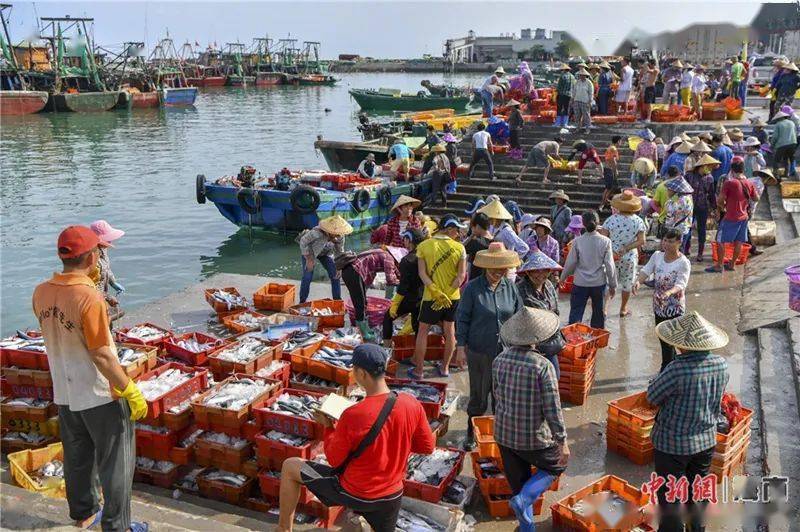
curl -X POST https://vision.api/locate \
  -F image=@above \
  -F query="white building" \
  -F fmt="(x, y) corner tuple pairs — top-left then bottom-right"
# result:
(444, 28), (568, 64)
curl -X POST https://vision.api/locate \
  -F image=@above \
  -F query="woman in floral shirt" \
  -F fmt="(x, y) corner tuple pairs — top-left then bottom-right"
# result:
(684, 154), (719, 261)
(525, 218), (560, 264)
(663, 176), (695, 239)
(633, 129), (658, 166)
(603, 191), (646, 317)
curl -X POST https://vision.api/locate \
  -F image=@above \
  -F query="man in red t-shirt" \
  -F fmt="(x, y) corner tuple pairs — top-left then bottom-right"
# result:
(707, 157), (759, 273)
(277, 345), (434, 532)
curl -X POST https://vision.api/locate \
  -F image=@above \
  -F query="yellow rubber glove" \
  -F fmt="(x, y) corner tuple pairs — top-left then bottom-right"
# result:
(114, 379), (148, 421)
(389, 294), (404, 319)
(428, 285), (452, 311)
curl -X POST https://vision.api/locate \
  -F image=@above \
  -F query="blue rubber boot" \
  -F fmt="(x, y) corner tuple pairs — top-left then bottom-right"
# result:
(510, 470), (556, 532)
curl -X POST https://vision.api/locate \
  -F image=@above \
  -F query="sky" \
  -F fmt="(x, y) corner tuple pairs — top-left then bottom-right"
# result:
(4, 1), (763, 58)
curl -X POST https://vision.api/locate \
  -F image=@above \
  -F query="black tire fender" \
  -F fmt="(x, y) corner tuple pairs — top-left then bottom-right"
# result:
(290, 185), (321, 214)
(196, 174), (206, 204)
(237, 188), (261, 215)
(351, 189), (371, 213)
(377, 186), (393, 208)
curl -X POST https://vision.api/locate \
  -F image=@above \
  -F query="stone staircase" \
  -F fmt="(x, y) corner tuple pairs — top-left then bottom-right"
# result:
(427, 125), (642, 218)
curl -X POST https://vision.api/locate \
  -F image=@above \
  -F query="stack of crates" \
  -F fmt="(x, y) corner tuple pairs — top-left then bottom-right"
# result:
(559, 323), (610, 405)
(606, 392), (658, 465)
(711, 407), (753, 482)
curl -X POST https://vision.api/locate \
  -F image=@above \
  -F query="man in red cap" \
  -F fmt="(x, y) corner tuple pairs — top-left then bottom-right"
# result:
(32, 226), (148, 532)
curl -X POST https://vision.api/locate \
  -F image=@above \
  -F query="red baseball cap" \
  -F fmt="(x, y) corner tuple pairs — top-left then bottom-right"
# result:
(57, 225), (108, 259)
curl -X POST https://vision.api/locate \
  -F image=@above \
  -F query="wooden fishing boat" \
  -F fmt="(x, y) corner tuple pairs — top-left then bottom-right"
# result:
(51, 90), (119, 112)
(314, 136), (427, 172)
(295, 73), (337, 85)
(226, 74), (255, 87)
(128, 89), (159, 108)
(150, 37), (198, 106)
(0, 89), (49, 115)
(349, 88), (472, 112)
(254, 70), (284, 86)
(0, 7), (49, 115)
(186, 66), (226, 87)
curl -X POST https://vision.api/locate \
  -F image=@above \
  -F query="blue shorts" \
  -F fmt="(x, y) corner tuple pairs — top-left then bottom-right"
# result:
(717, 219), (748, 243)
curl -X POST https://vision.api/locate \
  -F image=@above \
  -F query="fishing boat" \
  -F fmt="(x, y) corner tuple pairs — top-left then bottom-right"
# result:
(250, 37), (284, 86)
(286, 41), (337, 86)
(196, 166), (432, 234)
(179, 42), (226, 87)
(349, 88), (472, 112)
(223, 42), (254, 87)
(149, 36), (198, 106)
(0, 6), (49, 115)
(101, 42), (160, 109)
(314, 136), (427, 172)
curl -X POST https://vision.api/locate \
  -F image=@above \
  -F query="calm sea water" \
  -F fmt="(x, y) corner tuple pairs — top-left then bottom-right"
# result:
(0, 72), (476, 332)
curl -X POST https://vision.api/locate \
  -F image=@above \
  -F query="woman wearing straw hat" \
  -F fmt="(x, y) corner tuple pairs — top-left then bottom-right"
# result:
(596, 62), (613, 116)
(555, 64), (575, 128)
(774, 61), (800, 112)
(690, 64), (707, 116)
(660, 141), (692, 179)
(548, 190), (572, 244)
(742, 136), (766, 180)
(683, 139), (712, 175)
(684, 154), (719, 261)
(298, 215), (352, 303)
(770, 109), (797, 180)
(380, 195), (422, 248)
(663, 175), (695, 251)
(424, 144), (452, 208)
(561, 210), (616, 328)
(443, 132), (460, 180)
(604, 192), (646, 317)
(493, 307), (568, 532)
(709, 132), (734, 185)
(457, 242), (522, 448)
(630, 157), (657, 190)
(516, 251), (564, 376)
(477, 200), (529, 264)
(646, 311), (729, 532)
(679, 62), (694, 106)
(570, 68), (594, 134)
(506, 99), (524, 153)
(527, 217), (560, 265)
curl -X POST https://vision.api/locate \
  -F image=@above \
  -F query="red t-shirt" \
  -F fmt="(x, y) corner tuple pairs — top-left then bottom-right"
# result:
(323, 392), (435, 499)
(721, 177), (756, 222)
(578, 148), (601, 169)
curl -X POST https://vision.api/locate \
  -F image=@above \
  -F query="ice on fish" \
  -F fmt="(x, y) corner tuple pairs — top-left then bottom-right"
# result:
(214, 337), (270, 363)
(175, 466), (205, 491)
(178, 429), (204, 448)
(124, 325), (166, 342)
(0, 331), (46, 353)
(169, 392), (204, 414)
(136, 456), (177, 473)
(199, 431), (249, 449)
(138, 368), (194, 401)
(326, 327), (362, 347)
(210, 289), (248, 310)
(232, 312), (269, 330)
(395, 508), (446, 532)
(176, 334), (218, 353)
(30, 460), (64, 488)
(265, 429), (310, 447)
(267, 392), (320, 419)
(3, 397), (50, 408)
(202, 468), (248, 487)
(295, 306), (334, 317)
(203, 377), (270, 410)
(2, 431), (47, 444)
(116, 346), (148, 366)
(255, 360), (289, 378)
(135, 423), (171, 434)
(311, 345), (354, 369)
(406, 449), (459, 485)
(389, 383), (443, 404)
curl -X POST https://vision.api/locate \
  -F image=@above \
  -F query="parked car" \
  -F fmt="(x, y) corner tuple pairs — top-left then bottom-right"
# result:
(749, 54), (789, 86)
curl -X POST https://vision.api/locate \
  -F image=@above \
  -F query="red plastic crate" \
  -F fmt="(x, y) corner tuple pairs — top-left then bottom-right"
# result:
(162, 332), (225, 366)
(258, 469), (316, 504)
(560, 323), (601, 360)
(207, 338), (279, 380)
(289, 299), (346, 329)
(254, 283), (296, 312)
(198, 471), (255, 506)
(120, 344), (159, 381)
(258, 360), (291, 388)
(134, 463), (180, 489)
(253, 388), (326, 439)
(115, 322), (172, 348)
(482, 491), (544, 518)
(391, 334), (445, 361)
(0, 331), (48, 370)
(135, 425), (180, 459)
(1, 367), (52, 388)
(403, 448), (465, 503)
(607, 392), (658, 433)
(386, 377), (448, 420)
(301, 500), (344, 529)
(139, 362), (209, 423)
(204, 287), (249, 314)
(191, 375), (281, 436)
(254, 431), (323, 467)
(715, 407), (753, 453)
(711, 242), (751, 265)
(3, 383), (53, 401)
(559, 275), (574, 294)
(194, 437), (254, 475)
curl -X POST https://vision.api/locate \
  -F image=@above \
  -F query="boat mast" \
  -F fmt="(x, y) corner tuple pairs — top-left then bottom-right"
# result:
(40, 15), (105, 91)
(0, 3), (28, 90)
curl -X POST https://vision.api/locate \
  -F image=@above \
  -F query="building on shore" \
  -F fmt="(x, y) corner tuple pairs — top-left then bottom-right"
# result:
(751, 3), (800, 59)
(444, 28), (577, 64)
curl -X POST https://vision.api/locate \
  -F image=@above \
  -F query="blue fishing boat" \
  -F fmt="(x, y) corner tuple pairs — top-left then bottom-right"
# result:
(196, 167), (432, 234)
(160, 85), (197, 106)
(149, 36), (198, 107)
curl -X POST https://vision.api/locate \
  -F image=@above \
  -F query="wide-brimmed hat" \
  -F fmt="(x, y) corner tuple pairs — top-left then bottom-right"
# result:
(588, 63), (600, 71)
(520, 213), (539, 228)
(672, 60), (684, 69)
(773, 58), (787, 67)
(478, 199), (513, 221)
(655, 311), (729, 351)
(753, 168), (775, 181)
(691, 140), (712, 153)
(781, 105), (796, 116)
(89, 220), (125, 245)
(743, 136), (761, 147)
(665, 176), (694, 194)
(443, 132), (457, 143)
(559, 64), (572, 71)
(638, 129), (656, 141)
(599, 61), (612, 69)
(771, 111), (790, 122)
(495, 66), (506, 75)
(675, 141), (693, 154)
(576, 62), (588, 68)
(691, 153), (721, 169)
(391, 194), (421, 212)
(518, 250), (562, 273)
(784, 62), (799, 72)
(473, 242), (521, 269)
(632, 157), (655, 175)
(668, 136), (683, 148)
(576, 68), (590, 77)
(721, 133), (733, 146)
(712, 124), (727, 135)
(548, 189), (570, 202)
(567, 214), (584, 231)
(680, 132), (692, 142)
(319, 215), (353, 236)
(533, 218), (552, 233)
(465, 197), (486, 215)
(500, 307), (561, 346)
(431, 143), (447, 153)
(504, 200), (524, 223)
(572, 139), (587, 149)
(611, 191), (643, 213)
(698, 132), (713, 142)
(506, 99), (521, 107)
(728, 127), (744, 141)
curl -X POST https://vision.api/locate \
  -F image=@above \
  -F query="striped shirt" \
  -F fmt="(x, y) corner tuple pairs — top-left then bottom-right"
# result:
(647, 351), (729, 455)
(492, 346), (566, 450)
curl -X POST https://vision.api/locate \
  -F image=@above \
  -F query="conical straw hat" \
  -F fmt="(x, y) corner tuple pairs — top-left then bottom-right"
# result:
(655, 311), (729, 351)
(391, 195), (421, 212)
(691, 140), (712, 153)
(633, 158), (655, 175)
(473, 242), (521, 269)
(318, 215), (353, 236)
(477, 199), (513, 221)
(500, 307), (561, 346)
(675, 141), (693, 154)
(691, 153), (721, 169)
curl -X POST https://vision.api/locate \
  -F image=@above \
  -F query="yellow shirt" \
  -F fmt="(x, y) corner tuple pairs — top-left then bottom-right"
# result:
(653, 182), (670, 223)
(416, 234), (466, 301)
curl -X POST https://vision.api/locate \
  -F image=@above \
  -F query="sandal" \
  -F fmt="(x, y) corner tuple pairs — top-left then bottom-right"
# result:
(435, 362), (449, 378)
(406, 366), (423, 380)
(619, 310), (631, 318)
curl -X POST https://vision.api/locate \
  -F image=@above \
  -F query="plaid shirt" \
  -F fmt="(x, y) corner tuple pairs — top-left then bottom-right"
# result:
(647, 351), (729, 456)
(352, 249), (400, 287)
(383, 215), (421, 248)
(492, 346), (566, 450)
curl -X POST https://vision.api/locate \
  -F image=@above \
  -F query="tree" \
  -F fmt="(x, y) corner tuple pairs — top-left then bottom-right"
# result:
(530, 44), (546, 61)
(554, 41), (570, 60)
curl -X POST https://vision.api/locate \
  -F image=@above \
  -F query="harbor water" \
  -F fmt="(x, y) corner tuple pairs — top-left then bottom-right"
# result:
(0, 72), (475, 332)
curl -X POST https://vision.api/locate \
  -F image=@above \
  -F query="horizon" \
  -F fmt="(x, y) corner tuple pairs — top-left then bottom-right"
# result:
(3, 1), (762, 58)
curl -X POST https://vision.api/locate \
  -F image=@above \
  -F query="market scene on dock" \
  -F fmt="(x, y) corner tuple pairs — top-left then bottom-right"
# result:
(2, 1), (800, 531)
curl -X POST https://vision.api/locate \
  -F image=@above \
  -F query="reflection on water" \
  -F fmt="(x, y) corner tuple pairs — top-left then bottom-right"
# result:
(0, 72), (475, 331)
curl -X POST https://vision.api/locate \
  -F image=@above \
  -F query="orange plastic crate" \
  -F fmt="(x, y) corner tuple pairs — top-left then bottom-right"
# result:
(560, 323), (601, 359)
(391, 334), (445, 361)
(289, 299), (346, 329)
(220, 310), (271, 334)
(711, 242), (751, 265)
(471, 416), (500, 459)
(198, 471), (255, 506)
(606, 434), (654, 465)
(481, 491), (545, 518)
(207, 338), (279, 380)
(194, 437), (254, 475)
(204, 287), (248, 314)
(607, 392), (658, 432)
(715, 408), (753, 453)
(253, 283), (296, 312)
(191, 375), (281, 436)
(550, 475), (651, 531)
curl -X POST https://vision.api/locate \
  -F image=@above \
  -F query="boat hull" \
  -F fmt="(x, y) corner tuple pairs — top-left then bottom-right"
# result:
(188, 76), (226, 87)
(131, 92), (160, 109)
(314, 139), (390, 171)
(255, 72), (284, 86)
(51, 91), (120, 112)
(0, 90), (49, 115)
(203, 180), (432, 234)
(349, 89), (471, 112)
(227, 76), (255, 87)
(160, 87), (198, 107)
(296, 75), (337, 86)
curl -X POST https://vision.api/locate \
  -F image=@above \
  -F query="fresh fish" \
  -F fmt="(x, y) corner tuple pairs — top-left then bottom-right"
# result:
(3, 397), (50, 408)
(295, 306), (334, 317)
(176, 334), (218, 353)
(255, 360), (289, 378)
(38, 460), (64, 478)
(327, 327), (362, 347)
(232, 312), (268, 330)
(311, 345), (354, 369)
(178, 429), (204, 448)
(136, 456), (177, 473)
(169, 392), (203, 414)
(202, 377), (271, 410)
(199, 431), (249, 450)
(18, 344), (47, 352)
(202, 468), (248, 487)
(290, 372), (339, 390)
(15, 330), (40, 341)
(283, 331), (324, 351)
(0, 331), (45, 353)
(2, 431), (47, 444)
(214, 337), (270, 363)
(474, 457), (503, 478)
(395, 509), (446, 531)
(442, 478), (468, 506)
(135, 423), (171, 434)
(389, 383), (443, 404)
(138, 368), (193, 401)
(265, 430), (310, 447)
(406, 449), (459, 485)
(125, 325), (166, 342)
(210, 289), (248, 310)
(175, 466), (205, 491)
(267, 392), (320, 419)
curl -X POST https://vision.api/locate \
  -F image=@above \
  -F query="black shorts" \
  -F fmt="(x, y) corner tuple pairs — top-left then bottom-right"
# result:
(418, 299), (459, 324)
(603, 167), (617, 191)
(301, 461), (403, 532)
(644, 86), (656, 104)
